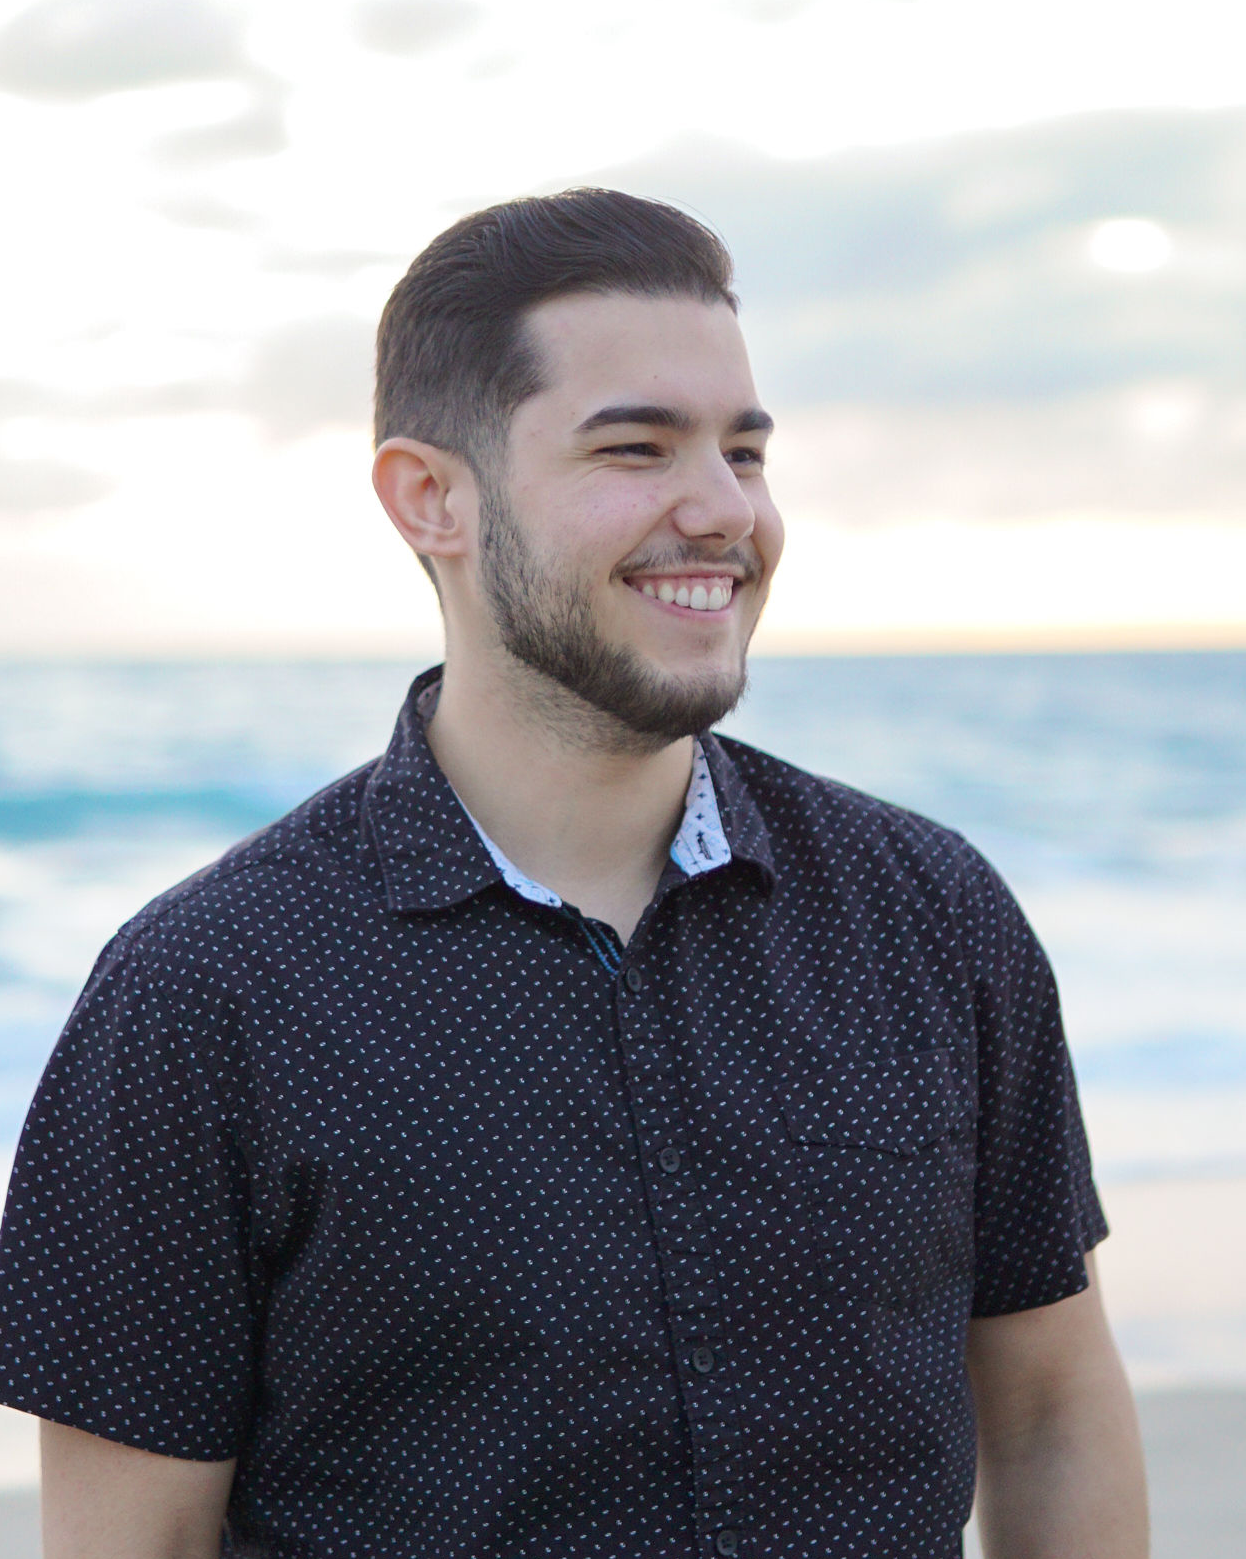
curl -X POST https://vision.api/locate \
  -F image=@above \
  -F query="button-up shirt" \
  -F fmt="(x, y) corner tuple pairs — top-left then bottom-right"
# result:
(0, 666), (1106, 1558)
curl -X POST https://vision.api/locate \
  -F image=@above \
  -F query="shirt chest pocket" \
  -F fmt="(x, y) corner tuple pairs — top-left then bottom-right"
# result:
(777, 1047), (976, 1309)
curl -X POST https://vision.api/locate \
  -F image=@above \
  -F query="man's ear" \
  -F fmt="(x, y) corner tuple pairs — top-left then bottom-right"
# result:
(372, 438), (476, 562)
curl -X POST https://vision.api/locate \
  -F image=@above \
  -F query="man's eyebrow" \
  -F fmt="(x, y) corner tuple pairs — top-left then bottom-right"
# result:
(575, 404), (693, 435)
(731, 407), (775, 436)
(574, 404), (775, 436)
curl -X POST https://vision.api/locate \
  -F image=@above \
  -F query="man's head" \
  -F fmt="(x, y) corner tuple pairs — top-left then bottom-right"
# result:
(372, 190), (783, 750)
(374, 188), (739, 480)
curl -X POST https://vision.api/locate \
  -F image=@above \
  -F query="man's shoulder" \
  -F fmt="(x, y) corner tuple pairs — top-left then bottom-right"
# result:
(713, 732), (983, 893)
(112, 757), (382, 958)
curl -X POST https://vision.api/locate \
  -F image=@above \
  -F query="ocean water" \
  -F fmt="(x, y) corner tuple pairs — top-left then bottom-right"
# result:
(0, 652), (1243, 1190)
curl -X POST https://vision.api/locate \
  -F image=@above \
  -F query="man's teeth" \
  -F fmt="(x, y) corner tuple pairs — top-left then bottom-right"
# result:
(638, 581), (731, 611)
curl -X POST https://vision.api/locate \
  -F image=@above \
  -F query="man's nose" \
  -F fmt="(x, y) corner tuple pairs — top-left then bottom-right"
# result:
(669, 450), (756, 547)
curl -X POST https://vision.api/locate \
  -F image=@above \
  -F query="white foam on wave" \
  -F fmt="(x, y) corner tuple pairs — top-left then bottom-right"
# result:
(0, 833), (232, 990)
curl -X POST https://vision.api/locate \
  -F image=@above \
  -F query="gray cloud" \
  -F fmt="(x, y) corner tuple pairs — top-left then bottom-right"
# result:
(151, 86), (288, 168)
(0, 0), (245, 100)
(588, 110), (1246, 408)
(238, 315), (375, 440)
(353, 0), (482, 54)
(0, 456), (115, 515)
(771, 391), (1246, 525)
(0, 372), (224, 424)
(148, 192), (261, 233)
(0, 312), (375, 447)
(0, 380), (63, 417)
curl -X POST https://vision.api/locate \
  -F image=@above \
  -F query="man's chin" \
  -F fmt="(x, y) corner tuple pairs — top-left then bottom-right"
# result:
(592, 660), (749, 745)
(490, 587), (749, 748)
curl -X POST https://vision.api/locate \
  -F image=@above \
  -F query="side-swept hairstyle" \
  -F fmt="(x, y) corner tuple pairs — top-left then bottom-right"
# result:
(374, 188), (738, 474)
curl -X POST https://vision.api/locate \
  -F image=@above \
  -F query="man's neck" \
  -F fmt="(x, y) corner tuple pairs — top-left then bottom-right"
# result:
(424, 659), (696, 944)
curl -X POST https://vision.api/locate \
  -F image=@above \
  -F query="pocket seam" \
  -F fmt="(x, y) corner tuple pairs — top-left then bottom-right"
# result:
(778, 1046), (973, 1156)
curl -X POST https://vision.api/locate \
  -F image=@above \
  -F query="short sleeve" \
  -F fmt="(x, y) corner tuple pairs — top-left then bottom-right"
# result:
(0, 929), (257, 1458)
(956, 846), (1109, 1317)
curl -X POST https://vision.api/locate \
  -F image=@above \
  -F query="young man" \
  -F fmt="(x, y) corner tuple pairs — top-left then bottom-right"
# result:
(0, 190), (1146, 1558)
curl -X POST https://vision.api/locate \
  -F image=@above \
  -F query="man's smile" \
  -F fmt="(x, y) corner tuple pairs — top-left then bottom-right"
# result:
(623, 573), (738, 613)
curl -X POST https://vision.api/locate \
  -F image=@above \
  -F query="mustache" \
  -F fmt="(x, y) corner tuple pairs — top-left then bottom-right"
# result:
(614, 544), (763, 584)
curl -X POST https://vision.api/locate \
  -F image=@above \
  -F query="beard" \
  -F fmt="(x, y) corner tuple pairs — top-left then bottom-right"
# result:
(477, 480), (752, 750)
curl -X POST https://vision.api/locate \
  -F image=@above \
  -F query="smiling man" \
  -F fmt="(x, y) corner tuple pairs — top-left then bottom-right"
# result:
(0, 190), (1146, 1558)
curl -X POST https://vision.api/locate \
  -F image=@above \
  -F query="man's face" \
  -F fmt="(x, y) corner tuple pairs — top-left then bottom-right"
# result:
(473, 290), (783, 748)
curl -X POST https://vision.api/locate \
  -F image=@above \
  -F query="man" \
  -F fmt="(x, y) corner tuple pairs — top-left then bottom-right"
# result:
(0, 189), (1146, 1557)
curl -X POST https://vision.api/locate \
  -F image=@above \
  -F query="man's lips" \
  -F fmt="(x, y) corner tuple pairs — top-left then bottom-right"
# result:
(622, 574), (738, 613)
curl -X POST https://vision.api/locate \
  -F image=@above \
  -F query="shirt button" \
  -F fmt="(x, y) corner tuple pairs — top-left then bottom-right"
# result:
(625, 967), (642, 992)
(691, 1346), (715, 1374)
(658, 1146), (682, 1174)
(714, 1531), (740, 1557)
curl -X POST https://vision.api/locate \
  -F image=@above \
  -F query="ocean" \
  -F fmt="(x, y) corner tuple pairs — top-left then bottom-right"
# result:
(1, 651), (1243, 1191)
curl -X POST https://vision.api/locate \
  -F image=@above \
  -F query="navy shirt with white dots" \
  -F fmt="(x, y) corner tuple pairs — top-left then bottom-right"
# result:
(0, 666), (1106, 1558)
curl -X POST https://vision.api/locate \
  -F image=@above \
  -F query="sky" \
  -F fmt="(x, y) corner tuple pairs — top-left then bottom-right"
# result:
(1, 0), (1244, 656)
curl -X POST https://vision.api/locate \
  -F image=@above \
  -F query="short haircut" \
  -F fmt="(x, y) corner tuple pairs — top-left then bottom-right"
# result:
(374, 187), (738, 474)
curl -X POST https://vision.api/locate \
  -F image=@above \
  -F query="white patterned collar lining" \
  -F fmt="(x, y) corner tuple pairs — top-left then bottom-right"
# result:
(463, 739), (732, 911)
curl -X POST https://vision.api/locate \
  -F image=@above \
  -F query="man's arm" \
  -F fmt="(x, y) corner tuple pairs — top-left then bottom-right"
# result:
(967, 1253), (1148, 1559)
(41, 1420), (236, 1559)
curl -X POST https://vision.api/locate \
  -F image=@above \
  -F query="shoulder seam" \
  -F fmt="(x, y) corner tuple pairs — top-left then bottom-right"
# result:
(117, 794), (368, 949)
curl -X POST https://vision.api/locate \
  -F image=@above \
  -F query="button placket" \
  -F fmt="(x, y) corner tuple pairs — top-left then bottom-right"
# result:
(616, 966), (752, 1554)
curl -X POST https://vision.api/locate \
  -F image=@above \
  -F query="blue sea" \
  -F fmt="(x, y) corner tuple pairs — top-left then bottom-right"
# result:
(1, 652), (1243, 1192)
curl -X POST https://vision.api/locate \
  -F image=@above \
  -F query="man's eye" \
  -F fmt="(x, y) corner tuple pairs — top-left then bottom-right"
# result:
(600, 442), (660, 458)
(727, 447), (765, 467)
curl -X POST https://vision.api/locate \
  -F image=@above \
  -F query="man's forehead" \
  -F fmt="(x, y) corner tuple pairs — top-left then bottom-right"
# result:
(522, 289), (757, 415)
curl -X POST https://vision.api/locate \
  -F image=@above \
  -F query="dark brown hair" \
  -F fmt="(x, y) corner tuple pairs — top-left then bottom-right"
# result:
(374, 188), (738, 473)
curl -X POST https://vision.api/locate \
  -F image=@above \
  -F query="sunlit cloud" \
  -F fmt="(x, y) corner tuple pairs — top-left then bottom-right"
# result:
(1089, 217), (1175, 273)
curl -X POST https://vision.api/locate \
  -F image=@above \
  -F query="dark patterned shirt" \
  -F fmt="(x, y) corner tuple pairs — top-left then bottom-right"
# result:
(0, 665), (1106, 1559)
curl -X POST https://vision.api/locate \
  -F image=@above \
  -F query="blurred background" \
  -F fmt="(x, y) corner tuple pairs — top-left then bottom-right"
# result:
(0, 1), (1243, 1551)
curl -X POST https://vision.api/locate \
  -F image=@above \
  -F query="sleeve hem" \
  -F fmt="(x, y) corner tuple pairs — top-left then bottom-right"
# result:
(970, 1223), (1109, 1319)
(0, 1386), (240, 1462)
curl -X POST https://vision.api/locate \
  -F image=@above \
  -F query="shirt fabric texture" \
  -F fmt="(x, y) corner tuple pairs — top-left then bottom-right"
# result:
(0, 666), (1107, 1559)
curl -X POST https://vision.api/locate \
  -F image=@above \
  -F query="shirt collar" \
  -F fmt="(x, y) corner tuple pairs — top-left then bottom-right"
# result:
(468, 736), (731, 913)
(362, 665), (776, 915)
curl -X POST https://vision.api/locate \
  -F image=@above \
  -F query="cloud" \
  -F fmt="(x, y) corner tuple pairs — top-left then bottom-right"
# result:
(238, 315), (375, 440)
(0, 372), (225, 424)
(260, 247), (407, 280)
(588, 110), (1246, 407)
(148, 193), (261, 233)
(0, 0), (246, 100)
(0, 380), (63, 418)
(771, 389), (1246, 525)
(151, 86), (288, 168)
(0, 456), (114, 515)
(0, 313), (375, 446)
(353, 0), (482, 54)
(724, 0), (818, 21)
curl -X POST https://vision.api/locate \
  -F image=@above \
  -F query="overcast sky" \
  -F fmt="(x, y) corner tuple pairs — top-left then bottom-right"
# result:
(1, 0), (1243, 654)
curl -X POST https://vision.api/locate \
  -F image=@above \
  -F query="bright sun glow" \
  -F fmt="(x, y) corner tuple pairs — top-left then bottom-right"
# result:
(1088, 218), (1174, 273)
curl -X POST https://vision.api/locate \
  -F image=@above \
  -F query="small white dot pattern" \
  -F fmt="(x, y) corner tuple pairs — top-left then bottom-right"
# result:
(0, 666), (1107, 1558)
